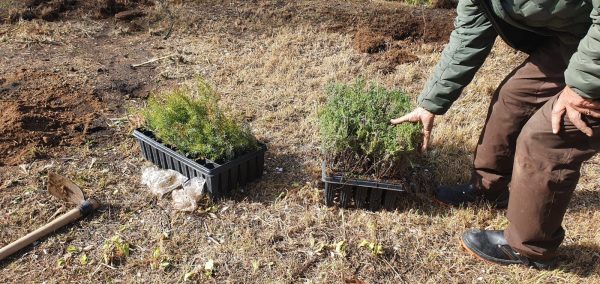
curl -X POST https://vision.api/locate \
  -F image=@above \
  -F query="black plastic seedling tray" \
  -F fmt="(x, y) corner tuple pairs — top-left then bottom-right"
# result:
(133, 129), (266, 199)
(321, 162), (405, 211)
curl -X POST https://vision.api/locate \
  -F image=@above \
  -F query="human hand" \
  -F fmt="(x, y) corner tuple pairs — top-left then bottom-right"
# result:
(551, 86), (600, 137)
(391, 107), (435, 151)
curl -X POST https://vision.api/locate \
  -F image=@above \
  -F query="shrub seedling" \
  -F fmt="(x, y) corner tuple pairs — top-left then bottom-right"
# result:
(319, 80), (421, 179)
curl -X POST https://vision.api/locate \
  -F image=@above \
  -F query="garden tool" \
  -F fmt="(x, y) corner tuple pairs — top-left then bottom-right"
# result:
(0, 172), (100, 261)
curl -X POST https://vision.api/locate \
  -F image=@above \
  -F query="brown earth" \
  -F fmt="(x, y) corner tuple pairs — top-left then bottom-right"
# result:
(0, 36), (161, 166)
(0, 70), (103, 165)
(348, 5), (454, 66)
(375, 48), (419, 74)
(0, 0), (153, 23)
(433, 0), (459, 9)
(353, 28), (388, 54)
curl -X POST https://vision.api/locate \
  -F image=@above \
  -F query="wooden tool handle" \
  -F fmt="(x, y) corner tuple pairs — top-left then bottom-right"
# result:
(0, 199), (100, 261)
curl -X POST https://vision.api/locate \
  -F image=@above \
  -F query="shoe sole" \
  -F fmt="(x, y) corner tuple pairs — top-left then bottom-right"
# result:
(433, 197), (454, 208)
(460, 238), (556, 269)
(460, 236), (559, 269)
(460, 237), (501, 266)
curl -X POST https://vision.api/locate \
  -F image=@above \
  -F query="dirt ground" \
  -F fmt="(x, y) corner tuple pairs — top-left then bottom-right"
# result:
(1, 0), (599, 283)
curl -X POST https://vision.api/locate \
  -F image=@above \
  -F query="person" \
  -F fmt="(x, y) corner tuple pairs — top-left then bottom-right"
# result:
(391, 0), (600, 269)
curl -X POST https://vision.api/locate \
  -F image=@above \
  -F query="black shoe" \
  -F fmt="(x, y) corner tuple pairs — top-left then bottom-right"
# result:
(461, 229), (556, 269)
(435, 184), (509, 209)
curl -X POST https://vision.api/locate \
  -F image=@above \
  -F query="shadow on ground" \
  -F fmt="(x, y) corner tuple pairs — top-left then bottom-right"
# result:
(229, 150), (310, 204)
(227, 142), (474, 218)
(568, 189), (600, 212)
(559, 243), (600, 277)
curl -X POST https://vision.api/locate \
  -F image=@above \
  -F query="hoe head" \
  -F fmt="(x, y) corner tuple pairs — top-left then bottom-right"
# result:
(47, 172), (85, 205)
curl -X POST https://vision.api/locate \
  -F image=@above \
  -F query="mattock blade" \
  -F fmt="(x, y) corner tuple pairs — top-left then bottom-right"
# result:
(47, 172), (85, 205)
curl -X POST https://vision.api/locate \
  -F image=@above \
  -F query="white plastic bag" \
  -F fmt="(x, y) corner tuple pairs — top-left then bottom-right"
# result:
(172, 177), (206, 211)
(141, 167), (187, 198)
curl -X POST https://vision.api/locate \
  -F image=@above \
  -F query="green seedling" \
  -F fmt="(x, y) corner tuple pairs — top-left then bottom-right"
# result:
(141, 79), (259, 163)
(150, 247), (172, 271)
(319, 79), (421, 179)
(359, 240), (384, 256)
(101, 235), (130, 266)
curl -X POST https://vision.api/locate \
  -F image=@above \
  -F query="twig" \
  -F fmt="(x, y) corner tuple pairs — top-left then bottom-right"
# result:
(289, 255), (320, 282)
(342, 210), (347, 241)
(130, 54), (175, 68)
(101, 262), (117, 270)
(421, 7), (427, 38)
(163, 9), (174, 40)
(206, 235), (220, 245)
(380, 256), (403, 281)
(90, 264), (103, 277)
(158, 0), (174, 40)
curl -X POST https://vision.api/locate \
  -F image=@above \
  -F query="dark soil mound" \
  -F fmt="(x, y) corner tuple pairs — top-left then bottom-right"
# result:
(353, 28), (388, 54)
(1, 0), (153, 23)
(433, 0), (459, 9)
(375, 48), (419, 73)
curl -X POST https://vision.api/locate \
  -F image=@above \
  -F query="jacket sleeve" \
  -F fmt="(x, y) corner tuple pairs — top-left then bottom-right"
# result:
(564, 0), (600, 100)
(417, 0), (498, 115)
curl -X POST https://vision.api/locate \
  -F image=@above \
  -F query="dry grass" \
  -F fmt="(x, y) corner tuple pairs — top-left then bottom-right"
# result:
(0, 1), (598, 283)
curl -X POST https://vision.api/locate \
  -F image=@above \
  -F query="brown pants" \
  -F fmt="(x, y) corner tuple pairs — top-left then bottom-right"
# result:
(471, 41), (600, 260)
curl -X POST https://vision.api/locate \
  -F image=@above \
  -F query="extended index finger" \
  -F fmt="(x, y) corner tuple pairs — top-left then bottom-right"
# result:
(390, 114), (411, 125)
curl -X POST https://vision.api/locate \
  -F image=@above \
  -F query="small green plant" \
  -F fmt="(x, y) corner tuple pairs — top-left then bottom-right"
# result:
(102, 235), (130, 266)
(150, 247), (172, 271)
(319, 80), (421, 179)
(359, 240), (384, 256)
(142, 80), (259, 163)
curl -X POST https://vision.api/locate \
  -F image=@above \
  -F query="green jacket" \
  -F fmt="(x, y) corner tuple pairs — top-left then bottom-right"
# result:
(418, 0), (599, 115)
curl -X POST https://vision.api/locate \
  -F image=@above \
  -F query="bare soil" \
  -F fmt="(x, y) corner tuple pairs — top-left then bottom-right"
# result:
(0, 69), (104, 165)
(349, 6), (453, 66)
(0, 36), (159, 166)
(353, 28), (388, 54)
(375, 48), (419, 73)
(1, 0), (153, 23)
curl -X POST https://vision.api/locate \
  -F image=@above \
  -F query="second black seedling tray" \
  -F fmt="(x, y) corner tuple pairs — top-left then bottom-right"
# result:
(133, 129), (266, 199)
(321, 162), (405, 211)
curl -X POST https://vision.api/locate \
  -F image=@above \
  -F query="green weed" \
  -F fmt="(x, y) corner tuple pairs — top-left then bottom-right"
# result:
(142, 80), (259, 163)
(101, 235), (130, 266)
(319, 80), (421, 179)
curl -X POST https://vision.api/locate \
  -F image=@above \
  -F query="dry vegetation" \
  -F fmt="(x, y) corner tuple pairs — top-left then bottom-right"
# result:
(0, 0), (598, 283)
